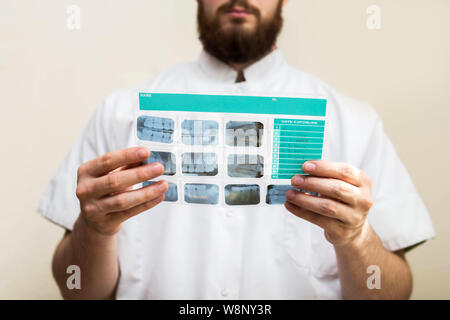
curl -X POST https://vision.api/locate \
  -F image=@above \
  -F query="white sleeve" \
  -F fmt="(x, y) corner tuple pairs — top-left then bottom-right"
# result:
(37, 100), (112, 230)
(362, 114), (435, 251)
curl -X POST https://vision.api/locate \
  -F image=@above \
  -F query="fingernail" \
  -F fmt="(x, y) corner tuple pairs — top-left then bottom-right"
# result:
(285, 190), (294, 200)
(150, 162), (164, 174)
(137, 148), (149, 158)
(292, 175), (304, 185)
(158, 181), (168, 192)
(303, 162), (316, 172)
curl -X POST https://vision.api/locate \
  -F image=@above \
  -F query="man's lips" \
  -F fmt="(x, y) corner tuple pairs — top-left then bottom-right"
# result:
(225, 7), (252, 18)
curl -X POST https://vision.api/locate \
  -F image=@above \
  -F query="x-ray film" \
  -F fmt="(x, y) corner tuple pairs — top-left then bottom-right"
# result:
(143, 181), (178, 202)
(145, 151), (176, 176)
(226, 121), (263, 147)
(182, 120), (218, 146)
(182, 152), (218, 176)
(136, 92), (327, 206)
(225, 184), (260, 206)
(227, 154), (264, 178)
(137, 115), (174, 143)
(184, 183), (219, 205)
(265, 184), (319, 205)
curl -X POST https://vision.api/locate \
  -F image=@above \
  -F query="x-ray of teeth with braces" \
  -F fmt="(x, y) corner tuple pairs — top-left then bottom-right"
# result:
(136, 92), (327, 206)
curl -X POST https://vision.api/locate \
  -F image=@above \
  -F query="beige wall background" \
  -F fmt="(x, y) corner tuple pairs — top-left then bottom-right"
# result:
(0, 0), (448, 299)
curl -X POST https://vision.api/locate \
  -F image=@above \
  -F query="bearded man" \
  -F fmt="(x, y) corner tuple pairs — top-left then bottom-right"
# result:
(39, 0), (434, 300)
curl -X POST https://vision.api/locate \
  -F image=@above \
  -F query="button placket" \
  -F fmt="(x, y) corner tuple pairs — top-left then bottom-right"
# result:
(233, 81), (248, 94)
(216, 208), (243, 299)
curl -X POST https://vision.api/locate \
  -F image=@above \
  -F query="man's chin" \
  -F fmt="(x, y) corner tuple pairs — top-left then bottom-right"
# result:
(220, 16), (256, 30)
(220, 23), (257, 37)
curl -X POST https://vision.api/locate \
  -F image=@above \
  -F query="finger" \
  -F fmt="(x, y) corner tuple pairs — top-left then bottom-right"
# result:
(291, 175), (359, 206)
(114, 161), (144, 172)
(285, 189), (356, 224)
(284, 201), (335, 230)
(302, 160), (364, 187)
(110, 194), (165, 224)
(81, 147), (150, 177)
(107, 161), (152, 194)
(90, 162), (164, 197)
(98, 180), (168, 213)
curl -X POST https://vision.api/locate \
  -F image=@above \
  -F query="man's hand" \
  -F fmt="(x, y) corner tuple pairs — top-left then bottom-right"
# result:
(285, 160), (373, 248)
(75, 147), (168, 236)
(285, 160), (413, 299)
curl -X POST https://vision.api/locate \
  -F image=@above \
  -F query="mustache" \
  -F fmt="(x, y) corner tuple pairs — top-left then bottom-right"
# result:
(216, 0), (261, 18)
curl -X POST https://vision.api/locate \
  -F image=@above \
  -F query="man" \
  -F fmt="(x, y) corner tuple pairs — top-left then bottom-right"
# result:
(39, 0), (434, 299)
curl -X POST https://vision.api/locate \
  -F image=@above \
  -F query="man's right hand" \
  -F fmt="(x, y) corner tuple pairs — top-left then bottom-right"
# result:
(75, 147), (167, 236)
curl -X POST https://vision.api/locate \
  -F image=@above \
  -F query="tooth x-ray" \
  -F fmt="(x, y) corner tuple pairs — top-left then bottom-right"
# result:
(143, 181), (178, 202)
(137, 116), (174, 143)
(181, 120), (218, 146)
(266, 185), (319, 205)
(225, 184), (260, 205)
(225, 121), (264, 147)
(145, 151), (176, 176)
(227, 154), (264, 178)
(184, 183), (219, 205)
(182, 152), (218, 176)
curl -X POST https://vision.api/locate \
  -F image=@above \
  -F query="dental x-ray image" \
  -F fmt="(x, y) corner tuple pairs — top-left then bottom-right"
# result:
(145, 151), (176, 176)
(143, 181), (178, 202)
(266, 184), (319, 204)
(182, 152), (218, 176)
(181, 120), (219, 146)
(227, 154), (264, 178)
(225, 121), (264, 147)
(225, 184), (260, 205)
(184, 183), (219, 205)
(137, 115), (174, 143)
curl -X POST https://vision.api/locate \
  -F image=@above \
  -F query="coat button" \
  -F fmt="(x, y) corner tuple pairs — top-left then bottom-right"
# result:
(221, 288), (230, 297)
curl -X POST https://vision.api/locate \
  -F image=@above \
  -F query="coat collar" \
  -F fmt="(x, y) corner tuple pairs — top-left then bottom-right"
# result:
(198, 48), (287, 83)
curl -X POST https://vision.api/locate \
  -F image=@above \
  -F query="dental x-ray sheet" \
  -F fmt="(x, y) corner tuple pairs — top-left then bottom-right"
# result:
(135, 92), (327, 207)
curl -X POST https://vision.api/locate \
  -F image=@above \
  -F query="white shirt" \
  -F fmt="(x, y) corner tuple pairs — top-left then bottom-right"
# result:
(38, 49), (435, 299)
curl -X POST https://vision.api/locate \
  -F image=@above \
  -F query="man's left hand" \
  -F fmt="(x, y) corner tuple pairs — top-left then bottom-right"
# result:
(285, 160), (373, 248)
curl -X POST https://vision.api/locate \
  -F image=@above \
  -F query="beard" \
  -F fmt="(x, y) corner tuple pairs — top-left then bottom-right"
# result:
(197, 0), (283, 65)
